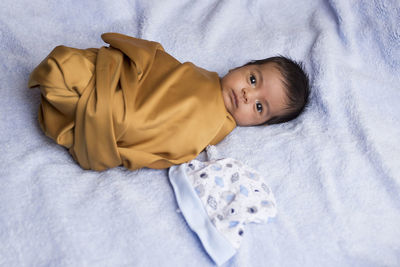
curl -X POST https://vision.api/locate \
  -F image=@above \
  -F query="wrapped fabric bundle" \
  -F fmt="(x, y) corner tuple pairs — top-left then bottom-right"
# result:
(28, 33), (236, 171)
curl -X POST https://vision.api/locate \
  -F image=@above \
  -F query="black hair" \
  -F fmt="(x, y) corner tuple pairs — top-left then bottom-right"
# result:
(244, 56), (310, 125)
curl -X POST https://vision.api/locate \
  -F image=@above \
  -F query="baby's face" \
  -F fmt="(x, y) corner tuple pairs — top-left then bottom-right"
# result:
(221, 62), (288, 126)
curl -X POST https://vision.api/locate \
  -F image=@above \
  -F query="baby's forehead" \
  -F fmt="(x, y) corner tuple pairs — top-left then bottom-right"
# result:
(244, 61), (278, 71)
(247, 62), (284, 80)
(256, 63), (290, 102)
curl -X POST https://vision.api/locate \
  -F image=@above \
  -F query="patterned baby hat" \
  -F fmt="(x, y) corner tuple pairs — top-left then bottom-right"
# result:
(169, 157), (277, 266)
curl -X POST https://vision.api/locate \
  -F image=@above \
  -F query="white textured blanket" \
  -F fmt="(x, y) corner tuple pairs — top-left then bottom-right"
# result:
(1, 0), (399, 266)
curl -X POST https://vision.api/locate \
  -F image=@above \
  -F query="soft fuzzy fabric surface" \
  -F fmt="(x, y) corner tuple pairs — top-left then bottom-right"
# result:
(1, 0), (399, 266)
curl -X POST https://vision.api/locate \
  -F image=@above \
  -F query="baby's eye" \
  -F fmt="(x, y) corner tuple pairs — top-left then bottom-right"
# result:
(249, 74), (256, 86)
(256, 101), (263, 113)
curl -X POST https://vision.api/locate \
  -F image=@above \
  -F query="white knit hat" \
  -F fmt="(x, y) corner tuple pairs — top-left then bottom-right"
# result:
(169, 155), (277, 266)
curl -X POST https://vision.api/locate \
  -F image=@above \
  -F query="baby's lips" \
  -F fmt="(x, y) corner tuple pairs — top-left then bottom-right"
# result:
(231, 89), (238, 108)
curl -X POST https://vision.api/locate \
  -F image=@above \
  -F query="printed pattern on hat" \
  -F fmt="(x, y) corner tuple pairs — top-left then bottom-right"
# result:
(185, 158), (277, 249)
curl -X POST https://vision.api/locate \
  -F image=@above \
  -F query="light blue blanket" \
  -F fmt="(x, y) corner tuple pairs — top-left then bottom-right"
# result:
(1, 0), (399, 266)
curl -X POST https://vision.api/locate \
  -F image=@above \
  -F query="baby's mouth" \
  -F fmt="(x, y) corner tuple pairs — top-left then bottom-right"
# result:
(231, 89), (238, 108)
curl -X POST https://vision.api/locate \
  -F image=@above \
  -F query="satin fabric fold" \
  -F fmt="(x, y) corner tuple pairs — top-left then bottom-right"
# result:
(29, 33), (236, 171)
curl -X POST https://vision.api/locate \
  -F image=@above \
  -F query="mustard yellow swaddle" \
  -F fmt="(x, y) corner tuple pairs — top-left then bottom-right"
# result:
(28, 33), (236, 171)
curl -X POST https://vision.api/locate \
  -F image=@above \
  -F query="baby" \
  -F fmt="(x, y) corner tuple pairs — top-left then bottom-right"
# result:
(28, 33), (309, 171)
(221, 56), (309, 126)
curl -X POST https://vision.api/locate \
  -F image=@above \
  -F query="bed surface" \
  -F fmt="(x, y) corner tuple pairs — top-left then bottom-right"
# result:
(1, 0), (399, 266)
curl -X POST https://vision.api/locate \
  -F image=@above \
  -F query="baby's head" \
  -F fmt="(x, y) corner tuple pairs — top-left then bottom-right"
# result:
(221, 56), (310, 126)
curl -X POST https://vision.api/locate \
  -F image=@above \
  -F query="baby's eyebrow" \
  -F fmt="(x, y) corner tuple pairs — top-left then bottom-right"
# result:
(255, 68), (263, 87)
(254, 68), (270, 117)
(264, 98), (270, 117)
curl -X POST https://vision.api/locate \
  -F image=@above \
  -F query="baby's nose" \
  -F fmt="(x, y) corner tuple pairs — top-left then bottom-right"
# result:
(242, 88), (254, 104)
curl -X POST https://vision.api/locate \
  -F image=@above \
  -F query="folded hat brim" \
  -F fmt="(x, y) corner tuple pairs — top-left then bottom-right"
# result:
(169, 164), (237, 266)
